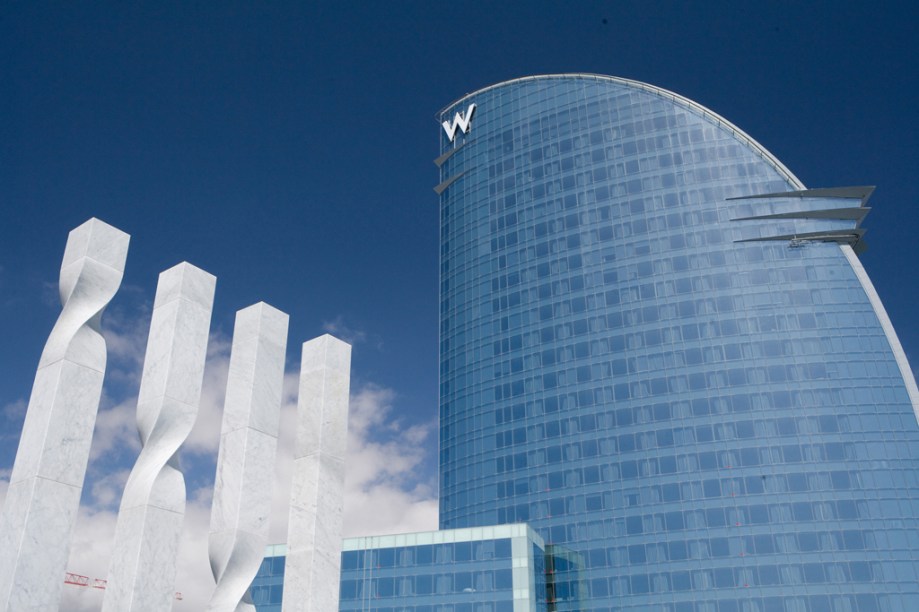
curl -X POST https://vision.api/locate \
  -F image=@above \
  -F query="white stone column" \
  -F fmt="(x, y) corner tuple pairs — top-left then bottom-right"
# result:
(281, 335), (351, 612)
(207, 303), (288, 612)
(102, 262), (215, 612)
(0, 219), (129, 612)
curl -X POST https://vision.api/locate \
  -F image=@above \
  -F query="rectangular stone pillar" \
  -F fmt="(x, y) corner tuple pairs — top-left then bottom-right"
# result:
(103, 262), (215, 612)
(281, 335), (351, 612)
(0, 218), (129, 612)
(207, 303), (289, 612)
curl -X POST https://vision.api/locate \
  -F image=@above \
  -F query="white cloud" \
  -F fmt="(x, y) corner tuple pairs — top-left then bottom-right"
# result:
(40, 280), (60, 308)
(89, 399), (140, 462)
(59, 505), (116, 612)
(321, 315), (385, 351)
(101, 306), (149, 376)
(321, 315), (368, 346)
(89, 469), (131, 510)
(1, 399), (26, 420)
(183, 333), (232, 456)
(342, 385), (438, 537)
(0, 468), (10, 505)
(80, 307), (153, 464)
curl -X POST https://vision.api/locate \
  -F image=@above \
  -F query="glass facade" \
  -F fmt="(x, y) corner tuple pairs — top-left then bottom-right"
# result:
(436, 75), (919, 612)
(251, 526), (549, 612)
(250, 543), (287, 611)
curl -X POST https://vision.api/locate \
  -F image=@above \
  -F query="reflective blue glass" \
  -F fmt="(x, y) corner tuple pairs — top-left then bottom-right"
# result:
(251, 526), (548, 612)
(437, 75), (919, 612)
(249, 552), (285, 612)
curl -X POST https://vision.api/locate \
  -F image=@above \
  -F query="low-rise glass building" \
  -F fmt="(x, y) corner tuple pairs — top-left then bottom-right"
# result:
(251, 525), (550, 612)
(250, 543), (286, 611)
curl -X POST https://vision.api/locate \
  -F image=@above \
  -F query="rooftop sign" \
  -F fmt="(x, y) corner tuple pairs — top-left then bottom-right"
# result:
(442, 103), (476, 142)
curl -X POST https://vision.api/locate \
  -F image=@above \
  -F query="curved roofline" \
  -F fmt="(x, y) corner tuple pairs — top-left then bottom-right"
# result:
(439, 73), (805, 190)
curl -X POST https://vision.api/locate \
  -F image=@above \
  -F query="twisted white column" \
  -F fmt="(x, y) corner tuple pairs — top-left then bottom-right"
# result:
(207, 303), (288, 612)
(0, 218), (129, 612)
(282, 334), (351, 612)
(102, 262), (215, 612)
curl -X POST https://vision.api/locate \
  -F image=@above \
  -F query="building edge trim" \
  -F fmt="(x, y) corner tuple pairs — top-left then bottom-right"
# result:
(841, 244), (919, 420)
(438, 74), (807, 192)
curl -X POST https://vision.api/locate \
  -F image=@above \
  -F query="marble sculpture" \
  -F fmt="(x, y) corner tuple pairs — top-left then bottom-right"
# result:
(207, 303), (289, 612)
(282, 334), (352, 612)
(102, 262), (216, 612)
(1, 220), (354, 611)
(0, 219), (129, 612)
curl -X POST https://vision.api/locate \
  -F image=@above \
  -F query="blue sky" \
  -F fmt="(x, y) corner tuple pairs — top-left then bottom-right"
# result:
(1, 2), (917, 609)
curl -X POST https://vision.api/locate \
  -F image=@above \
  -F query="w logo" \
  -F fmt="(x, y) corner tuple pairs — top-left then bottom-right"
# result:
(442, 103), (476, 142)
